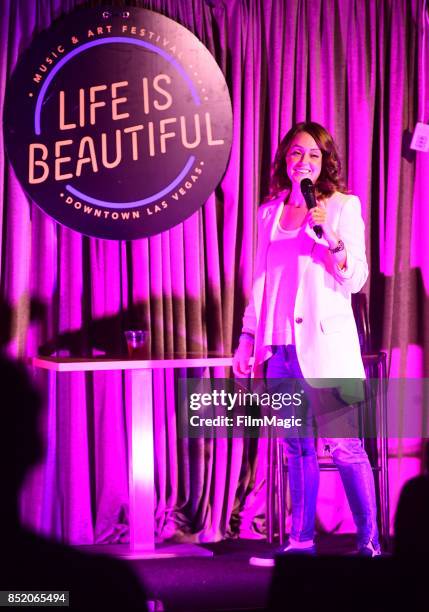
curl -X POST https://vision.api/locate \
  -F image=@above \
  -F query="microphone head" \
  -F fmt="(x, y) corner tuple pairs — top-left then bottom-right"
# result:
(300, 177), (314, 195)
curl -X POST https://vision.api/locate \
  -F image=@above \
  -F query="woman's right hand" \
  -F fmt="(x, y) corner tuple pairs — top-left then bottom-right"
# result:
(232, 337), (254, 377)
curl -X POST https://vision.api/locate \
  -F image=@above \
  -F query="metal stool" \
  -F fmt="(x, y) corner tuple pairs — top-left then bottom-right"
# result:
(266, 351), (389, 547)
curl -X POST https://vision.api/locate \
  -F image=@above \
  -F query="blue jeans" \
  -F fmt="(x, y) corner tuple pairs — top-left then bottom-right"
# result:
(266, 345), (379, 548)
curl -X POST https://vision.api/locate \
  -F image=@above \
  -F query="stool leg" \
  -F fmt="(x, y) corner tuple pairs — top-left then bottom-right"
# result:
(277, 440), (285, 545)
(379, 356), (390, 548)
(267, 435), (275, 543)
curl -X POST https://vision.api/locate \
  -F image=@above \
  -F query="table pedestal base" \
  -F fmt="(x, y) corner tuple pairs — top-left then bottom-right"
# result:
(76, 543), (214, 559)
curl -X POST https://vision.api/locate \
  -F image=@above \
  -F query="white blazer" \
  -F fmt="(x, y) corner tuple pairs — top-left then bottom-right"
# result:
(242, 191), (368, 379)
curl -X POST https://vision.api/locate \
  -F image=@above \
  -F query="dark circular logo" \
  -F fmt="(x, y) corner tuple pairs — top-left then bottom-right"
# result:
(3, 6), (232, 240)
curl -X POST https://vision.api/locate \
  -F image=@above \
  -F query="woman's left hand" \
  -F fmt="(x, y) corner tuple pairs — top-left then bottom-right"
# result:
(306, 200), (337, 246)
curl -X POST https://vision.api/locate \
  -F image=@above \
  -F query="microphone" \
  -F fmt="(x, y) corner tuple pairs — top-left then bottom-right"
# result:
(300, 178), (323, 239)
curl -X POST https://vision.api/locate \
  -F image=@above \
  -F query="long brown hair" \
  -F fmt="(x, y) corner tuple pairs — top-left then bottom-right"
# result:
(267, 122), (347, 200)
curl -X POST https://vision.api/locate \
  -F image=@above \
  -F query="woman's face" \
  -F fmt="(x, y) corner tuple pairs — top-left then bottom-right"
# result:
(285, 131), (323, 187)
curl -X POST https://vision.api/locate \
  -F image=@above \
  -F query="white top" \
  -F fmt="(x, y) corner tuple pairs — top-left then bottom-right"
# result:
(242, 192), (368, 379)
(263, 220), (313, 346)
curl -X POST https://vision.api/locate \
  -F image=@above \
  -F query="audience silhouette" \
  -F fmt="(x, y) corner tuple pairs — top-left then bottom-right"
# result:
(394, 441), (429, 560)
(0, 354), (148, 609)
(268, 443), (429, 612)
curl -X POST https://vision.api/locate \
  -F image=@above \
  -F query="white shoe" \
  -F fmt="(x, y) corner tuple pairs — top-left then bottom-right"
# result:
(249, 543), (316, 567)
(357, 541), (382, 557)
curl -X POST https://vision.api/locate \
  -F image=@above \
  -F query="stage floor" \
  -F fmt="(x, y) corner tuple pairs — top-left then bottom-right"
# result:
(78, 534), (365, 612)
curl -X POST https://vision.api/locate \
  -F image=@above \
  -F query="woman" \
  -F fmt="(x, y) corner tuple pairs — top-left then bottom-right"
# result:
(233, 122), (380, 566)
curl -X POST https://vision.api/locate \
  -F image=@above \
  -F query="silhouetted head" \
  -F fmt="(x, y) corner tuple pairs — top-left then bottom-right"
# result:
(0, 354), (44, 493)
(394, 474), (429, 557)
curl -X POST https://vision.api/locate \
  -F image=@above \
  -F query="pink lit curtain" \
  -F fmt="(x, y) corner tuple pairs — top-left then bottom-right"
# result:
(1, 0), (428, 544)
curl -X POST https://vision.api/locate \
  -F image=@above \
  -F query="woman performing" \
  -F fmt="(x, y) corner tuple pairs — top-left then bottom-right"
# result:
(233, 122), (380, 566)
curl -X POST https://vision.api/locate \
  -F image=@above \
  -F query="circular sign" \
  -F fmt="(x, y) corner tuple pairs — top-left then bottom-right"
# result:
(3, 7), (232, 240)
